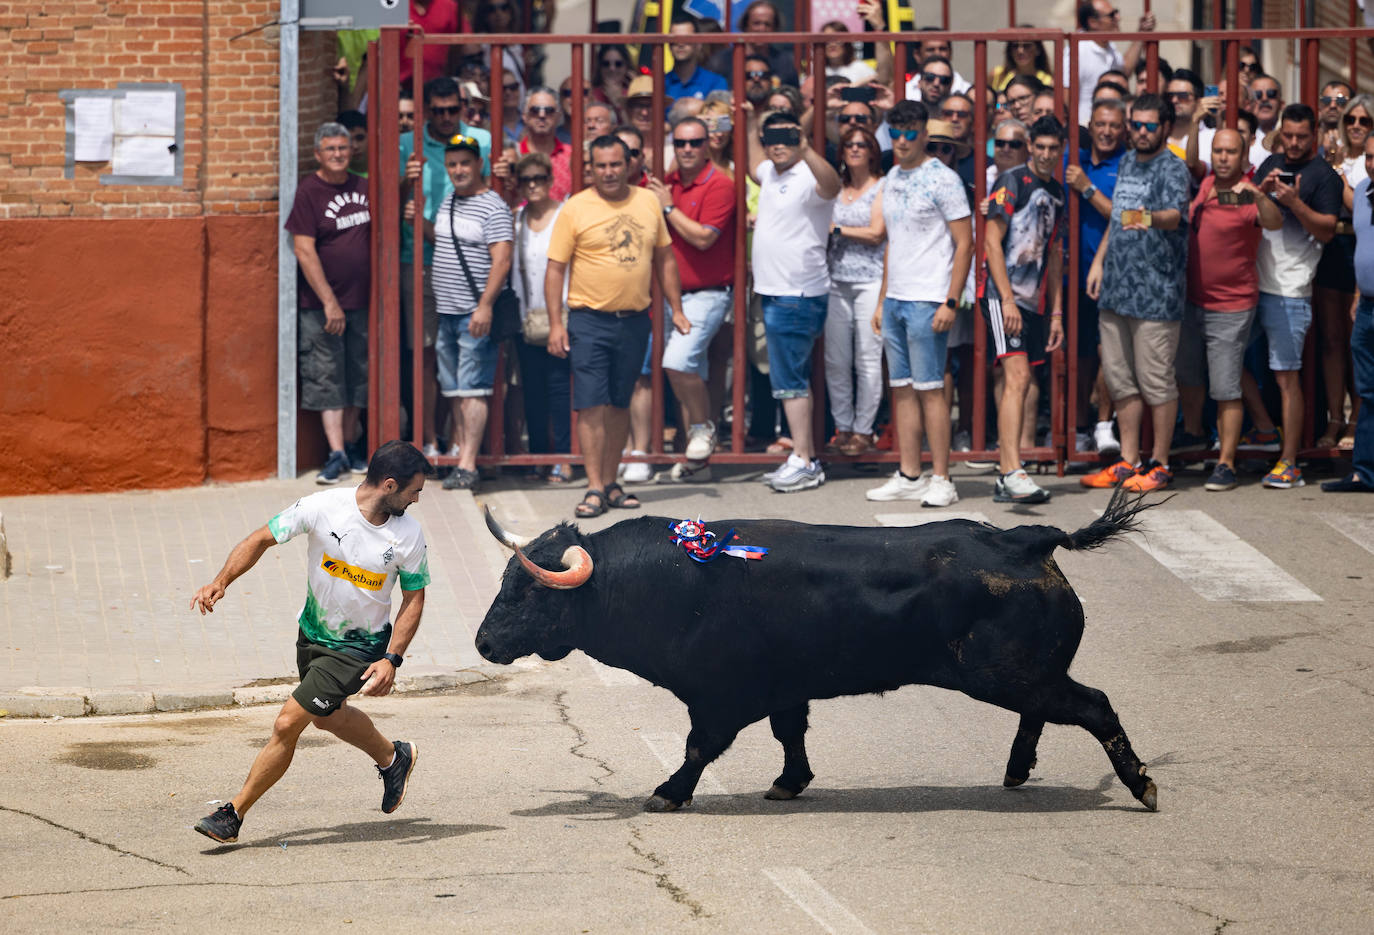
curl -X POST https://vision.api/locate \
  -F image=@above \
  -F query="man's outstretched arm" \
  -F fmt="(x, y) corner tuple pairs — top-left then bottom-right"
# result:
(190, 525), (278, 614)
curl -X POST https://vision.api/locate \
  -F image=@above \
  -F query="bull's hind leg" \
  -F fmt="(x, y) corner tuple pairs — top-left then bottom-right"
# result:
(645, 716), (742, 813)
(764, 703), (814, 800)
(1003, 715), (1045, 788)
(1038, 678), (1157, 810)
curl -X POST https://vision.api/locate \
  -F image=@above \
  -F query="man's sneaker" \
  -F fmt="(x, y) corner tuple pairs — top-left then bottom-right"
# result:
(921, 475), (959, 507)
(1080, 459), (1138, 488)
(659, 459), (713, 483)
(1074, 430), (1093, 453)
(1123, 460), (1173, 492)
(685, 421), (717, 461)
(1239, 427), (1281, 452)
(1261, 459), (1305, 489)
(1170, 429), (1210, 454)
(193, 803), (242, 843)
(345, 441), (370, 474)
(952, 429), (972, 453)
(994, 468), (1051, 503)
(769, 454), (825, 492)
(965, 444), (999, 472)
(621, 451), (653, 484)
(760, 459), (790, 483)
(442, 467), (479, 490)
(866, 471), (930, 501)
(1093, 421), (1121, 456)
(1204, 462), (1238, 491)
(422, 442), (440, 460)
(316, 450), (349, 485)
(378, 740), (418, 814)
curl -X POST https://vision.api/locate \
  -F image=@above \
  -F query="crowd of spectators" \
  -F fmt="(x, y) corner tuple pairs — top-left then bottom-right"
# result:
(293, 0), (1374, 504)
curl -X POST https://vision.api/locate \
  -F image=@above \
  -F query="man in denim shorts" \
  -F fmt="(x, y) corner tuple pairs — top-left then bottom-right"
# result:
(747, 109), (841, 492)
(868, 99), (973, 508)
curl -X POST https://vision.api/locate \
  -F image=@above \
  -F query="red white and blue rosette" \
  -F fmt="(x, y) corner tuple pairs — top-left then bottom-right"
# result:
(668, 518), (768, 563)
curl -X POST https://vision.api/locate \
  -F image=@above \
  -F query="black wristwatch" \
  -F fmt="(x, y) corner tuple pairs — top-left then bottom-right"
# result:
(383, 652), (404, 668)
(942, 298), (958, 310)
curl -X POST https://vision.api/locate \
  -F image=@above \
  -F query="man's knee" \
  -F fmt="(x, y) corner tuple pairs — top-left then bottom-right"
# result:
(272, 697), (316, 740)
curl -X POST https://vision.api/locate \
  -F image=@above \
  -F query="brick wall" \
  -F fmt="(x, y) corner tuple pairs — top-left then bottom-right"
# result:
(0, 0), (339, 219)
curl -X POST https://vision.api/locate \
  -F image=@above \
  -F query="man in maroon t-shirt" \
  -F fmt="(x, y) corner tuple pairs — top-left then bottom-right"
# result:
(286, 121), (373, 484)
(647, 115), (738, 483)
(1179, 128), (1283, 491)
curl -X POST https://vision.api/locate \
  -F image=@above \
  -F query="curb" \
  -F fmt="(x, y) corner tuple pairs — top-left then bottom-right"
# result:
(0, 666), (505, 720)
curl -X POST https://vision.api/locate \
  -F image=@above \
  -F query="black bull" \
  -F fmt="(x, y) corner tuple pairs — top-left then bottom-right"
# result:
(475, 489), (1160, 813)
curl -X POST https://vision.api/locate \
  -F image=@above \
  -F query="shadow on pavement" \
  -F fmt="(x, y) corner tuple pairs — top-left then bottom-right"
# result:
(200, 817), (503, 854)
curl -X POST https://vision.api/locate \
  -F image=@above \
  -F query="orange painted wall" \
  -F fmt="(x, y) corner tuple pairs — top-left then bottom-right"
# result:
(0, 216), (279, 495)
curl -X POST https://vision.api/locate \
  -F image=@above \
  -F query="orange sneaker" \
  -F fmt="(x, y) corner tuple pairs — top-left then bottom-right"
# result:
(1080, 459), (1138, 488)
(1122, 461), (1173, 492)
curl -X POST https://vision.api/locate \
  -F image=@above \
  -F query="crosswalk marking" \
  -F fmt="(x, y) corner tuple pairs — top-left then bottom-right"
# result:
(875, 511), (994, 527)
(1126, 509), (1321, 602)
(639, 731), (727, 796)
(763, 867), (877, 935)
(1320, 512), (1374, 557)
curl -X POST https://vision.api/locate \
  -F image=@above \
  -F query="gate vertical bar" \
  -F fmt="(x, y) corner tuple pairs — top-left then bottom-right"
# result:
(731, 40), (748, 457)
(972, 38), (989, 454)
(487, 41), (508, 461)
(377, 27), (403, 445)
(410, 34), (426, 451)
(650, 41), (666, 458)
(276, 0), (299, 478)
(367, 39), (380, 451)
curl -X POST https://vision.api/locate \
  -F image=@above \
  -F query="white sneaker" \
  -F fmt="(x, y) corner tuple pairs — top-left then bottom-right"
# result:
(769, 454), (825, 492)
(658, 459), (713, 484)
(865, 471), (931, 501)
(1094, 421), (1120, 456)
(445, 442), (461, 458)
(1075, 431), (1093, 453)
(952, 429), (972, 453)
(422, 442), (440, 460)
(921, 475), (959, 507)
(685, 421), (716, 461)
(620, 451), (653, 484)
(993, 468), (1050, 504)
(760, 459), (790, 483)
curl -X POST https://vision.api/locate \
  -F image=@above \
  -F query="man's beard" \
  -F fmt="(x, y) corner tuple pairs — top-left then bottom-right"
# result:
(746, 85), (771, 107)
(1136, 134), (1164, 155)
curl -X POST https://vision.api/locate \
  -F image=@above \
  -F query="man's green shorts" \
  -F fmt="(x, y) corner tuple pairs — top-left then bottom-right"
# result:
(292, 630), (372, 717)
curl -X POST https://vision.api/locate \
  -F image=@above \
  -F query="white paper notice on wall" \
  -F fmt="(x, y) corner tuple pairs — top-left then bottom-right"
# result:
(112, 135), (175, 177)
(115, 91), (177, 136)
(73, 97), (114, 161)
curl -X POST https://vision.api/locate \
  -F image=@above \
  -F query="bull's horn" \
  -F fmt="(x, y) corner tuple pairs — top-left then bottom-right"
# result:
(482, 503), (534, 550)
(516, 545), (593, 590)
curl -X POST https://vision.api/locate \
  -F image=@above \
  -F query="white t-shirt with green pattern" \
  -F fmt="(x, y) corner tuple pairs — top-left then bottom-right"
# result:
(268, 487), (429, 660)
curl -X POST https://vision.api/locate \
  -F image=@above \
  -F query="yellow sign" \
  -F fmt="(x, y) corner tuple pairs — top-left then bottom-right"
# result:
(321, 553), (386, 591)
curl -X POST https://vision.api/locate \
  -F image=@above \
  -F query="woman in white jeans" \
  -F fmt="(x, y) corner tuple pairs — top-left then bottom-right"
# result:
(825, 125), (887, 455)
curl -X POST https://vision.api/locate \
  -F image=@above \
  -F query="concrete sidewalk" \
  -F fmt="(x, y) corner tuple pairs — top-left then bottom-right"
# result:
(0, 477), (512, 717)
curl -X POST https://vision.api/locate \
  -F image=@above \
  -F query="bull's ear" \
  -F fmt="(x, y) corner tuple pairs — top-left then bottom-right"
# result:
(516, 545), (593, 590)
(483, 503), (534, 550)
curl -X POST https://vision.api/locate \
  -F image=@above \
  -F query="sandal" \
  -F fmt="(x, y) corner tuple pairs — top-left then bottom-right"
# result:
(765, 436), (794, 455)
(575, 489), (607, 518)
(604, 482), (641, 509)
(547, 463), (573, 485)
(841, 433), (874, 456)
(1315, 420), (1346, 449)
(1339, 424), (1357, 450)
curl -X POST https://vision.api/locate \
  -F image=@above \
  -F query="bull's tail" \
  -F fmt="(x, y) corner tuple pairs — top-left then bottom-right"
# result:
(1061, 488), (1169, 551)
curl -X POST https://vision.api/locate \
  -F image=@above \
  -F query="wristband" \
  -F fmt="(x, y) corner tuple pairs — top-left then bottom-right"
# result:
(383, 652), (404, 668)
(1082, 183), (1097, 199)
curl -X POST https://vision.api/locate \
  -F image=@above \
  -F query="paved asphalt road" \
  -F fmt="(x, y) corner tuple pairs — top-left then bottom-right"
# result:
(2, 462), (1372, 932)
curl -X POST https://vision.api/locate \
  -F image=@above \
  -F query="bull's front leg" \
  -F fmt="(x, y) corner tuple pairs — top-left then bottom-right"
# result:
(764, 703), (814, 800)
(645, 714), (742, 812)
(1003, 715), (1045, 787)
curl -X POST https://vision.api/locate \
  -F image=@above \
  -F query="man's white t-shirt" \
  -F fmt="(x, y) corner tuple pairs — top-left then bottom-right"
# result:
(1065, 38), (1124, 125)
(881, 158), (972, 303)
(268, 487), (430, 660)
(752, 159), (835, 297)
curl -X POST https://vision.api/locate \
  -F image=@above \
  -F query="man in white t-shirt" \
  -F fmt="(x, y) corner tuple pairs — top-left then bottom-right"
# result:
(190, 441), (434, 844)
(867, 99), (973, 508)
(1065, 0), (1155, 125)
(748, 108), (841, 493)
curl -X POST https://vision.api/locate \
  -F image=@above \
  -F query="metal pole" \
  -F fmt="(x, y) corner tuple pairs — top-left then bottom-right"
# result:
(650, 42), (665, 458)
(367, 40), (380, 452)
(377, 28), (403, 445)
(1067, 34), (1081, 463)
(411, 35), (425, 453)
(276, 0), (299, 479)
(731, 41), (747, 457)
(972, 38), (988, 454)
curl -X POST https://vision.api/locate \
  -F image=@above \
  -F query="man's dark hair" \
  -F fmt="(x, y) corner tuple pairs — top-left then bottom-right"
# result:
(1077, 2), (1097, 29)
(1092, 80), (1130, 100)
(1100, 69), (1129, 85)
(365, 440), (435, 486)
(1006, 73), (1045, 96)
(590, 133), (632, 161)
(918, 54), (952, 73)
(1131, 92), (1174, 126)
(1236, 109), (1259, 135)
(399, 87), (413, 101)
(671, 12), (700, 30)
(887, 99), (929, 127)
(937, 91), (973, 110)
(1322, 79), (1353, 97)
(424, 76), (461, 106)
(1029, 115), (1065, 142)
(1170, 68), (1203, 98)
(1135, 56), (1173, 85)
(745, 53), (771, 70)
(761, 109), (801, 130)
(741, 0), (781, 28)
(337, 110), (366, 131)
(673, 115), (708, 135)
(1280, 102), (1316, 131)
(613, 124), (644, 147)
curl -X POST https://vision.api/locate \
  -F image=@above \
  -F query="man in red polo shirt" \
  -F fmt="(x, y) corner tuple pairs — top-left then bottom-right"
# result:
(647, 115), (737, 482)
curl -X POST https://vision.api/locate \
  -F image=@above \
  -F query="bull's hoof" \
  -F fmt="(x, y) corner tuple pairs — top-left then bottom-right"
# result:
(764, 774), (812, 800)
(1003, 773), (1027, 788)
(643, 794), (690, 812)
(1138, 779), (1158, 812)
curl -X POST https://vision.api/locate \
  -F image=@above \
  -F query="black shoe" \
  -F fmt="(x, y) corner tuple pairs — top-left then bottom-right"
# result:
(1204, 462), (1238, 491)
(1170, 429), (1210, 455)
(378, 741), (417, 814)
(193, 803), (242, 843)
(1321, 474), (1374, 493)
(316, 450), (349, 485)
(345, 441), (369, 474)
(441, 467), (478, 490)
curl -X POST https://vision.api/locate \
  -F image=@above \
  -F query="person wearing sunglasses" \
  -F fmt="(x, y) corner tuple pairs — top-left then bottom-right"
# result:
(1246, 75), (1284, 166)
(642, 115), (738, 484)
(868, 100), (972, 508)
(1084, 94), (1191, 493)
(901, 28), (973, 101)
(505, 86), (571, 202)
(1317, 80), (1354, 153)
(665, 15), (729, 108)
(1068, 0), (1156, 127)
(591, 43), (634, 113)
(981, 116), (1068, 504)
(912, 56), (956, 106)
(991, 30), (1053, 94)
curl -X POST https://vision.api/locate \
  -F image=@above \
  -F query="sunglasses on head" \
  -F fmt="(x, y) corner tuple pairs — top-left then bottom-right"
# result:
(1345, 114), (1374, 128)
(1251, 88), (1280, 100)
(888, 127), (921, 141)
(527, 105), (557, 116)
(1130, 120), (1160, 132)
(447, 134), (479, 146)
(837, 113), (870, 124)
(994, 138), (1026, 149)
(519, 173), (550, 184)
(1321, 95), (1350, 107)
(672, 137), (707, 148)
(430, 105), (461, 116)
(921, 72), (953, 86)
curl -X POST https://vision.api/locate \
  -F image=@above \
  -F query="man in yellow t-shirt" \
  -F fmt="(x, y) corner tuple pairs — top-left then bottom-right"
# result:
(545, 134), (687, 518)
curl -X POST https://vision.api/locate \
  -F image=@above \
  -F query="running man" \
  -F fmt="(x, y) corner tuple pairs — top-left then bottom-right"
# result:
(190, 440), (434, 844)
